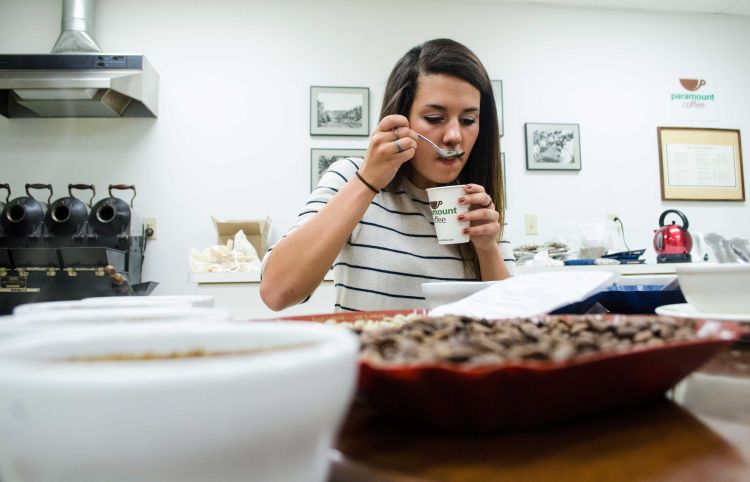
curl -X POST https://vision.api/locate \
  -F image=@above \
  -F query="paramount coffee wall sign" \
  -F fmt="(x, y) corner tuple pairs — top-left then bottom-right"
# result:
(669, 75), (719, 122)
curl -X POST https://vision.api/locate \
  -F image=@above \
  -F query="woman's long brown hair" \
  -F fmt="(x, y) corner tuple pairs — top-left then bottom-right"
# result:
(379, 38), (504, 279)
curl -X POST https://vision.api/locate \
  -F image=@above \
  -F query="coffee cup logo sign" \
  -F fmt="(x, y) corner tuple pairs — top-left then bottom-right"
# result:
(430, 200), (442, 209)
(679, 78), (706, 91)
(670, 78), (715, 110)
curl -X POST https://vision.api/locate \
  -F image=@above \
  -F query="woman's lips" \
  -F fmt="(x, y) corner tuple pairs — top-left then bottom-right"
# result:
(436, 157), (462, 165)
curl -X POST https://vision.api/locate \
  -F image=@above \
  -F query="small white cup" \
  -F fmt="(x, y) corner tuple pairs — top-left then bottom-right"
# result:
(426, 185), (470, 245)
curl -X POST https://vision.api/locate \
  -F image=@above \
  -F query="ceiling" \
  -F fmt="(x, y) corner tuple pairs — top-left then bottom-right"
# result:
(460, 0), (750, 17)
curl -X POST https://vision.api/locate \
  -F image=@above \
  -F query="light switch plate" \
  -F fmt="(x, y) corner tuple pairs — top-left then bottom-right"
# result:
(524, 214), (538, 235)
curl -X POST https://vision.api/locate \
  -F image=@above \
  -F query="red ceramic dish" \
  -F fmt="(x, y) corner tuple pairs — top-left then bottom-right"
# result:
(279, 310), (744, 432)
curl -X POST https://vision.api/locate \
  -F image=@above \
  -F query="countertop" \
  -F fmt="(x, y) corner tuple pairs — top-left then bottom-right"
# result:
(189, 264), (676, 284)
(188, 270), (335, 283)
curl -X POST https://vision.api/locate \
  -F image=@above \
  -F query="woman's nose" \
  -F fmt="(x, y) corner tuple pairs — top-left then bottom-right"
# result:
(442, 119), (462, 146)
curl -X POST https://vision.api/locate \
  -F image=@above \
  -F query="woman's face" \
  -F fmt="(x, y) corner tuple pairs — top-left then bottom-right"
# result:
(407, 73), (481, 190)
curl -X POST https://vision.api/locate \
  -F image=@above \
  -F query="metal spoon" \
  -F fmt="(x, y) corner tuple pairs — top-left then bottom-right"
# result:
(417, 133), (464, 159)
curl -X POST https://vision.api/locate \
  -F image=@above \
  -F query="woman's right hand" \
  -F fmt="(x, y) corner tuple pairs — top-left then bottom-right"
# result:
(359, 115), (418, 189)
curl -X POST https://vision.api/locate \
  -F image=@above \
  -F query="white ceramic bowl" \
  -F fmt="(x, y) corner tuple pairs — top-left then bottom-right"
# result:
(0, 306), (230, 340)
(674, 372), (750, 424)
(422, 281), (499, 310)
(675, 263), (750, 314)
(82, 295), (215, 308)
(13, 295), (215, 315)
(0, 321), (358, 482)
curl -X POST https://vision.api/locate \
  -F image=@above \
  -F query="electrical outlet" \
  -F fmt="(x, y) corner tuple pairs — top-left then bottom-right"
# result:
(143, 217), (157, 240)
(524, 214), (538, 235)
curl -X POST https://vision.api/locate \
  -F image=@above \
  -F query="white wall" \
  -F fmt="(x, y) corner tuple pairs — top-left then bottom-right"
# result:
(1, 0), (748, 295)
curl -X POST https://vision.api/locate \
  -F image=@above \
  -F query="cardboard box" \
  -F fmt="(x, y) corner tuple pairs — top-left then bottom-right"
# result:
(211, 216), (271, 256)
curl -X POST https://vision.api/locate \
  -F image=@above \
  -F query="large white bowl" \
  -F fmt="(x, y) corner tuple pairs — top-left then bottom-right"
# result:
(82, 295), (215, 308)
(0, 321), (358, 482)
(421, 281), (499, 310)
(0, 306), (230, 340)
(13, 295), (215, 315)
(675, 263), (750, 314)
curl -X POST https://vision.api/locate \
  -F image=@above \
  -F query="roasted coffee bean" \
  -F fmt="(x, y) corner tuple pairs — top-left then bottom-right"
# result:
(551, 342), (576, 362)
(634, 330), (653, 343)
(570, 322), (588, 334)
(615, 324), (638, 338)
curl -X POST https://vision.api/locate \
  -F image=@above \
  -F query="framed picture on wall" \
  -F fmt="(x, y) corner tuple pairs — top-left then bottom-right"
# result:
(501, 152), (507, 208)
(492, 80), (504, 137)
(657, 127), (745, 201)
(525, 122), (581, 171)
(310, 86), (370, 136)
(310, 148), (367, 191)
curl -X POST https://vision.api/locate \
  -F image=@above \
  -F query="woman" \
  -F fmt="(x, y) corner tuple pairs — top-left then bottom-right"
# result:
(261, 38), (513, 312)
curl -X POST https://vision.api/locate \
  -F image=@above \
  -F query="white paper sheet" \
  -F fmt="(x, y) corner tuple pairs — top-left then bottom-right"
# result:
(665, 144), (736, 187)
(428, 271), (618, 319)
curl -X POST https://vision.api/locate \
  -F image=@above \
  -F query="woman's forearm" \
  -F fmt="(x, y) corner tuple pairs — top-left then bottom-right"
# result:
(476, 244), (511, 281)
(260, 178), (376, 311)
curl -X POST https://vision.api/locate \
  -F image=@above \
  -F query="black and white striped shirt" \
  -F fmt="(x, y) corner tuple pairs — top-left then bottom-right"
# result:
(268, 158), (514, 312)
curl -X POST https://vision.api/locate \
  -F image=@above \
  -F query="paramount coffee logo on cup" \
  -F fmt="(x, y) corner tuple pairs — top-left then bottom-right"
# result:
(431, 206), (458, 221)
(425, 185), (469, 245)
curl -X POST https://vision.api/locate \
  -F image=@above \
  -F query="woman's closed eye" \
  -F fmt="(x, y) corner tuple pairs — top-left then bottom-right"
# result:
(423, 115), (478, 126)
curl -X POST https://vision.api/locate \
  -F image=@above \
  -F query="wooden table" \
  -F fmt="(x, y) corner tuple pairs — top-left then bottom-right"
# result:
(330, 344), (750, 482)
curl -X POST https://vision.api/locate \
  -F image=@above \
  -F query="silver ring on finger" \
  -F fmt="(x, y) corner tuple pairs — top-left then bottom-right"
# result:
(481, 196), (493, 208)
(394, 139), (404, 153)
(392, 128), (400, 141)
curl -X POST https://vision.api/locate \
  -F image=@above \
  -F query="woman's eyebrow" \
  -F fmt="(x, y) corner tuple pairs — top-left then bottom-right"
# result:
(423, 104), (480, 113)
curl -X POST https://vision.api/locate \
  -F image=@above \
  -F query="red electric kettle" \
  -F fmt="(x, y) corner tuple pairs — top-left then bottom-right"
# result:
(653, 209), (693, 263)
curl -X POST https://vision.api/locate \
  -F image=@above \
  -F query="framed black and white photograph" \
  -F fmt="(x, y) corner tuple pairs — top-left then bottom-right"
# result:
(310, 86), (369, 136)
(310, 148), (367, 191)
(492, 80), (504, 137)
(501, 152), (507, 207)
(525, 122), (581, 171)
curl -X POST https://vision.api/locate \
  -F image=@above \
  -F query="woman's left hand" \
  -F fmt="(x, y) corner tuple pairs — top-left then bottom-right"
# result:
(458, 184), (500, 251)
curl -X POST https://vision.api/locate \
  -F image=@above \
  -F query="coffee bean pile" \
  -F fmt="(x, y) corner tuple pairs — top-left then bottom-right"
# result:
(323, 313), (421, 333)
(358, 314), (698, 365)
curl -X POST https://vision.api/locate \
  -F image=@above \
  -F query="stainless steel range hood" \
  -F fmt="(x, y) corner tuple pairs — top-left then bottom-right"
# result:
(0, 0), (158, 118)
(0, 54), (159, 118)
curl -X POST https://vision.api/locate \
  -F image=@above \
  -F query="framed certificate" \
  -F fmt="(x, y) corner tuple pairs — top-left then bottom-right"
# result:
(657, 127), (744, 201)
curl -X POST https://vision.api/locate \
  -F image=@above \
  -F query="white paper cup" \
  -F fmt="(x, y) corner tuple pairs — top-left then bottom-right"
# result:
(426, 185), (470, 245)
